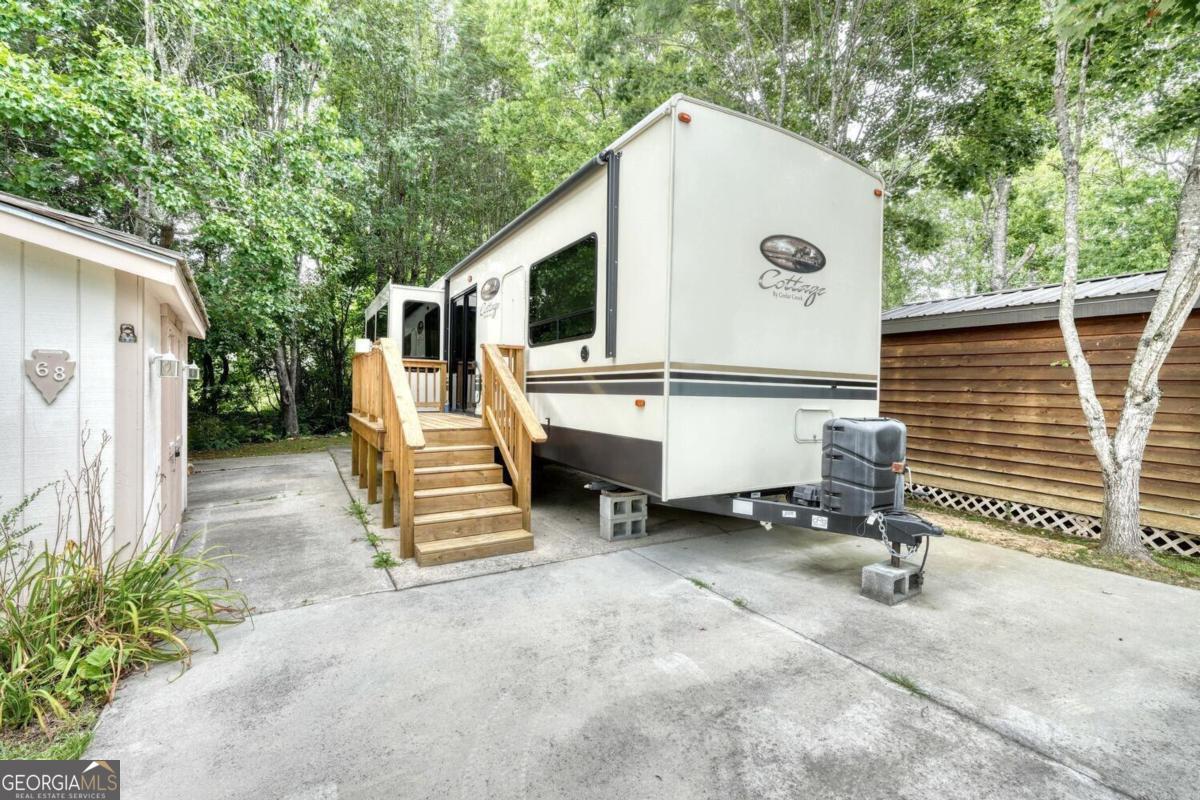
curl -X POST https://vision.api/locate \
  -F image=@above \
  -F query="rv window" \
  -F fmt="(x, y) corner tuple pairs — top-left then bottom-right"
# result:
(529, 234), (598, 346)
(402, 301), (441, 359)
(376, 304), (389, 338)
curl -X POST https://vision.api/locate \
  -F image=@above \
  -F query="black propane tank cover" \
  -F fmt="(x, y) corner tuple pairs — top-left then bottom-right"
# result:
(820, 418), (908, 517)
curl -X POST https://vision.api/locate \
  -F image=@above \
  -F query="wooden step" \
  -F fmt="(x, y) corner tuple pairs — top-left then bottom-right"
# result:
(414, 483), (513, 515)
(423, 427), (496, 447)
(415, 529), (534, 566)
(415, 463), (503, 490)
(414, 505), (524, 542)
(413, 444), (496, 468)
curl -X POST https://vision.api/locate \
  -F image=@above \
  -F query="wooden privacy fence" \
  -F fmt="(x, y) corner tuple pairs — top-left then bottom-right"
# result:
(880, 312), (1200, 556)
(481, 344), (545, 530)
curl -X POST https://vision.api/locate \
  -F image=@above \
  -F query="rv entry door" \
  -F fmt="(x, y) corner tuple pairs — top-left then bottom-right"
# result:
(449, 287), (478, 412)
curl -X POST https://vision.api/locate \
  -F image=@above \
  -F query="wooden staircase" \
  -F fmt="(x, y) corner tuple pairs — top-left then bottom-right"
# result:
(349, 342), (546, 566)
(411, 420), (531, 565)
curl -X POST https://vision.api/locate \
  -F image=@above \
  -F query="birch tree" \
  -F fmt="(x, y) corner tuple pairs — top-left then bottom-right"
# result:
(1053, 1), (1200, 559)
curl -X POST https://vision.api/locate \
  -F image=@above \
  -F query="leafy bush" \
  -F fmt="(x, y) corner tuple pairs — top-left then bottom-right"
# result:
(189, 411), (278, 451)
(0, 434), (246, 732)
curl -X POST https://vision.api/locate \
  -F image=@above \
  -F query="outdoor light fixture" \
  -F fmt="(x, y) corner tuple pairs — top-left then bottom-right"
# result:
(150, 350), (180, 378)
(186, 362), (201, 381)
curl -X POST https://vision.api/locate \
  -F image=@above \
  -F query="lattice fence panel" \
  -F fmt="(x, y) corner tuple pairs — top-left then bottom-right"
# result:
(909, 483), (1200, 558)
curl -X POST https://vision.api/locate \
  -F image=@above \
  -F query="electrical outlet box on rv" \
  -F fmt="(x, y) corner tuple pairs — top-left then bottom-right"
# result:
(365, 95), (884, 502)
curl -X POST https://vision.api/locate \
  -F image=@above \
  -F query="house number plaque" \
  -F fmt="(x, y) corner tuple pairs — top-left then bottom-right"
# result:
(24, 349), (76, 404)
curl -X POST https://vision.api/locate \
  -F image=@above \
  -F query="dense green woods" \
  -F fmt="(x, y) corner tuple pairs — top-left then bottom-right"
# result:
(1, 0), (1195, 444)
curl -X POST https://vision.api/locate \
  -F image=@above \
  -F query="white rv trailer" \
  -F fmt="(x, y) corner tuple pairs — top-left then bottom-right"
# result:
(366, 95), (888, 503)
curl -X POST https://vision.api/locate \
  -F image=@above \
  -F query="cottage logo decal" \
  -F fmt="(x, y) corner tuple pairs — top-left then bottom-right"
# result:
(760, 235), (825, 273)
(24, 349), (76, 404)
(1, 759), (120, 799)
(757, 235), (827, 307)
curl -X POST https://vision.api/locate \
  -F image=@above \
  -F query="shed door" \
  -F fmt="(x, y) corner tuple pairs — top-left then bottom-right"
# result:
(160, 308), (184, 536)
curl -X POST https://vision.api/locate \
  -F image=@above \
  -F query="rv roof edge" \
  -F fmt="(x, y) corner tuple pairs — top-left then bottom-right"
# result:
(433, 95), (881, 291)
(435, 150), (611, 288)
(677, 96), (883, 184)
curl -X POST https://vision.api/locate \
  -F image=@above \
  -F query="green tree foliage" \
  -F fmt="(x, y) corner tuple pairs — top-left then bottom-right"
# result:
(2, 0), (1194, 443)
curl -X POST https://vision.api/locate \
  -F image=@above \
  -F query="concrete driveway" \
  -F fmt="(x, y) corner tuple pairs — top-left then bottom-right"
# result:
(87, 448), (1200, 800)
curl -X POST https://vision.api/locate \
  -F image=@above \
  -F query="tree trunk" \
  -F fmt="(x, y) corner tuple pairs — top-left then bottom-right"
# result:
(201, 352), (217, 413)
(990, 175), (1011, 290)
(1100, 456), (1145, 557)
(274, 342), (300, 437)
(1055, 25), (1200, 559)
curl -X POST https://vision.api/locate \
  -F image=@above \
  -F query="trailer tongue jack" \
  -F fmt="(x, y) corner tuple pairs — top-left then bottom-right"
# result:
(670, 418), (943, 605)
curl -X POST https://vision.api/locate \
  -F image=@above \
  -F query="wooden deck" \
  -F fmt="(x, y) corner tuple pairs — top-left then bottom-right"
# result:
(419, 412), (484, 430)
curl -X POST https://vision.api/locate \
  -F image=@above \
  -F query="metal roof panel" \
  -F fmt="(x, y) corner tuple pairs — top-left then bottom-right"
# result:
(884, 271), (1168, 321)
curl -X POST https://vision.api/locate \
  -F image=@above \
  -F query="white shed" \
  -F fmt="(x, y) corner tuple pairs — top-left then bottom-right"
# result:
(0, 192), (208, 555)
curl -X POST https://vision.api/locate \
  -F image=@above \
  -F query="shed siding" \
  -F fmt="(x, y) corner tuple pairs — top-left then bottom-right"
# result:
(1, 236), (117, 546)
(880, 313), (1200, 536)
(0, 235), (22, 512)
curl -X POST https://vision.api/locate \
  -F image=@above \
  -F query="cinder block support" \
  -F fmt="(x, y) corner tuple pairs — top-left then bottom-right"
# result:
(861, 561), (922, 606)
(599, 490), (648, 541)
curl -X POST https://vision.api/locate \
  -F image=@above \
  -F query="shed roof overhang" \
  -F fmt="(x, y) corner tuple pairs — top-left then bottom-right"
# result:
(880, 292), (1173, 336)
(0, 199), (208, 338)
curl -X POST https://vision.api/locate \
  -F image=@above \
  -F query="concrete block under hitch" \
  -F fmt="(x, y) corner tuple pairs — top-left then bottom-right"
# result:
(861, 560), (923, 606)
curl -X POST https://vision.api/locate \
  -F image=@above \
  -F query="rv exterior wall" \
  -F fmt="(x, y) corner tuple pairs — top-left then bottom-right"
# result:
(423, 96), (884, 500)
(664, 99), (884, 499)
(445, 112), (674, 493)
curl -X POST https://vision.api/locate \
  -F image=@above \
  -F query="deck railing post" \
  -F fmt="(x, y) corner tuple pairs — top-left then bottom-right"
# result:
(479, 345), (545, 533)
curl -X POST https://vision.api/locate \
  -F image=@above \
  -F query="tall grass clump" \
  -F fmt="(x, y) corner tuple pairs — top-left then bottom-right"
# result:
(0, 432), (246, 733)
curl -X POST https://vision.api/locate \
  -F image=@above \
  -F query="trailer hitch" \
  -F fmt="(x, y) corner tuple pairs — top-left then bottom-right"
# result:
(668, 492), (943, 547)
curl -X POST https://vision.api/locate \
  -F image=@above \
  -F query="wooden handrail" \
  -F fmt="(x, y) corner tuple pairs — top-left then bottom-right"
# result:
(349, 341), (432, 560)
(484, 344), (546, 443)
(380, 339), (426, 450)
(481, 344), (546, 531)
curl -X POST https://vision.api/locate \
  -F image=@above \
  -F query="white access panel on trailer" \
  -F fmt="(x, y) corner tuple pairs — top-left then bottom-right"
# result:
(385, 95), (883, 501)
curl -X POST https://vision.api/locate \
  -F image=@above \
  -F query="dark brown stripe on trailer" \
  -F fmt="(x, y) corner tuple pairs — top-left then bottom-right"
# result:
(670, 371), (877, 388)
(528, 361), (664, 377)
(527, 381), (665, 396)
(535, 426), (662, 496)
(670, 361), (878, 382)
(526, 371), (664, 383)
(669, 382), (877, 400)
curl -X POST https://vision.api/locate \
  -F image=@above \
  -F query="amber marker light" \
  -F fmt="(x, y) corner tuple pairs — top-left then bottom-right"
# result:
(874, 188), (884, 197)
(678, 112), (692, 124)
(635, 399), (646, 408)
